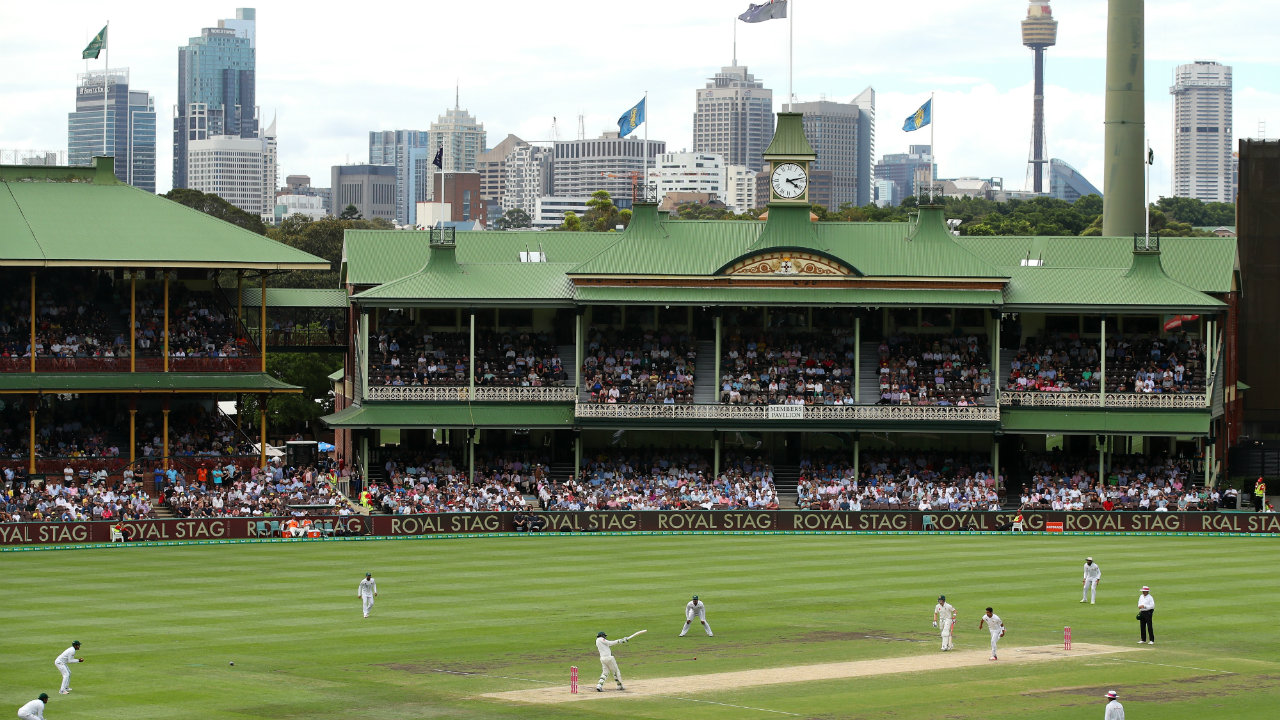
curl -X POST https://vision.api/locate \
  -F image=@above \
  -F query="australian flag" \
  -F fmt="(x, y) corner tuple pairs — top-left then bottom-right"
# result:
(739, 0), (787, 23)
(432, 147), (443, 169)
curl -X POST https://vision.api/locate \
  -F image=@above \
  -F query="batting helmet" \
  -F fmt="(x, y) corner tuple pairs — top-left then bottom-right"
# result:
(72, 641), (81, 647)
(692, 595), (699, 601)
(597, 631), (607, 638)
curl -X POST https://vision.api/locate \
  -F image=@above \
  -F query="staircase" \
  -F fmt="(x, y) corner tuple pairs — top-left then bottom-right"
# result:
(694, 341), (719, 403)
(859, 341), (882, 403)
(557, 344), (577, 388)
(772, 464), (801, 509)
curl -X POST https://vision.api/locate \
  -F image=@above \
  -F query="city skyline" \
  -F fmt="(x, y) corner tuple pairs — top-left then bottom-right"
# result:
(2, 1), (1276, 203)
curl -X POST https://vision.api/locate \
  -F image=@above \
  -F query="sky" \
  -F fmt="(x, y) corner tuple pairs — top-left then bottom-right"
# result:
(1, 0), (1276, 201)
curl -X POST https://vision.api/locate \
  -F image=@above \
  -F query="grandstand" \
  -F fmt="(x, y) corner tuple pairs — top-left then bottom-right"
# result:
(0, 157), (328, 488)
(323, 113), (1241, 508)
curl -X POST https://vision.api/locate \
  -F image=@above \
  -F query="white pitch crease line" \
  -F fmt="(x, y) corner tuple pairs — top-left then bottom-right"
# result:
(1109, 658), (1236, 674)
(649, 695), (802, 716)
(434, 668), (556, 684)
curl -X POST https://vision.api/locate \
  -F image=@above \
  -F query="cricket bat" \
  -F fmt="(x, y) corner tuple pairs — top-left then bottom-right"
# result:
(628, 630), (647, 640)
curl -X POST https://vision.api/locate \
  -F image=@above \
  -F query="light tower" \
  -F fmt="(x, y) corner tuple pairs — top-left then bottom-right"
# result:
(1022, 1), (1057, 193)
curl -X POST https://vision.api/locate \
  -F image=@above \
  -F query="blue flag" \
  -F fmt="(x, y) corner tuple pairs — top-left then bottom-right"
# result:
(617, 98), (645, 138)
(739, 0), (787, 23)
(903, 99), (931, 132)
(432, 147), (443, 169)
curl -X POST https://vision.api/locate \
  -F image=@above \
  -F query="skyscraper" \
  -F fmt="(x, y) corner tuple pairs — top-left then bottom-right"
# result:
(786, 88), (876, 209)
(1048, 158), (1102, 203)
(1170, 60), (1234, 202)
(369, 130), (429, 225)
(1022, 1), (1057, 193)
(428, 106), (486, 176)
(552, 133), (665, 206)
(173, 8), (258, 190)
(873, 145), (934, 206)
(187, 117), (275, 221)
(692, 64), (774, 172)
(68, 68), (156, 192)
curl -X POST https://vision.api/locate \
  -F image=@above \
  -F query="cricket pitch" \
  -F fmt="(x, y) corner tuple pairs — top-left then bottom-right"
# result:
(481, 643), (1138, 704)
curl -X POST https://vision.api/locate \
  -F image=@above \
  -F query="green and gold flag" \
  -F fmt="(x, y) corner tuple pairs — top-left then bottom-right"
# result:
(82, 25), (107, 59)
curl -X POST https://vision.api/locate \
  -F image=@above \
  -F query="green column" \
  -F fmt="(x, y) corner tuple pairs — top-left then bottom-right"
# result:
(575, 312), (583, 395)
(574, 435), (582, 484)
(991, 311), (1001, 405)
(359, 312), (370, 401)
(713, 434), (721, 480)
(469, 430), (476, 484)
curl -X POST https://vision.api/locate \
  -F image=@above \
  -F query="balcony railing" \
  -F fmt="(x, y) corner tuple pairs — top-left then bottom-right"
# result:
(364, 385), (576, 402)
(1000, 391), (1207, 409)
(0, 357), (260, 373)
(574, 403), (1000, 422)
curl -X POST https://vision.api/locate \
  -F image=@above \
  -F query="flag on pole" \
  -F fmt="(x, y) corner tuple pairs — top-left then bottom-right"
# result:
(903, 99), (931, 132)
(432, 147), (443, 169)
(617, 97), (645, 138)
(738, 0), (788, 23)
(82, 25), (108, 59)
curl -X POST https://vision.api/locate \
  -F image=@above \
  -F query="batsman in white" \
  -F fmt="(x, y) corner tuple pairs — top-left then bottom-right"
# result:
(978, 607), (1004, 661)
(932, 594), (957, 651)
(17, 693), (49, 720)
(1082, 556), (1101, 604)
(54, 641), (83, 694)
(358, 572), (378, 618)
(679, 595), (714, 637)
(595, 629), (645, 692)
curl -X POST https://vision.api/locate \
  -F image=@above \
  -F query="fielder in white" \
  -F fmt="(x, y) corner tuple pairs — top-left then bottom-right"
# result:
(17, 693), (49, 720)
(595, 629), (645, 692)
(54, 641), (83, 694)
(679, 595), (714, 637)
(932, 594), (957, 651)
(358, 573), (377, 618)
(1082, 556), (1102, 604)
(978, 607), (1004, 660)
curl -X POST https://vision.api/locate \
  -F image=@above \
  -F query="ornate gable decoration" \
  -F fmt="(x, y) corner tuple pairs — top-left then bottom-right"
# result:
(725, 251), (852, 277)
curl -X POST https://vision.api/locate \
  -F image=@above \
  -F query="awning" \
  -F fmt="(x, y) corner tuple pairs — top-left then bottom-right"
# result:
(0, 373), (301, 394)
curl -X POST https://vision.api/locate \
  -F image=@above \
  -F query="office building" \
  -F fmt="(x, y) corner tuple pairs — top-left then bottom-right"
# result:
(786, 89), (875, 208)
(174, 8), (258, 189)
(1049, 158), (1102, 203)
(692, 64), (774, 172)
(476, 134), (528, 208)
(647, 152), (726, 204)
(428, 106), (486, 176)
(68, 68), (156, 192)
(331, 164), (397, 223)
(1170, 60), (1234, 202)
(187, 117), (276, 220)
(553, 132), (664, 207)
(369, 130), (429, 226)
(725, 164), (758, 213)
(428, 172), (486, 226)
(874, 145), (934, 205)
(504, 143), (554, 215)
(533, 196), (591, 229)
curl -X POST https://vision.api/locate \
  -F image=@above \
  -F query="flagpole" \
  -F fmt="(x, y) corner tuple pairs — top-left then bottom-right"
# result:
(644, 91), (649, 203)
(1144, 138), (1151, 246)
(103, 21), (110, 163)
(788, 0), (794, 105)
(929, 91), (935, 203)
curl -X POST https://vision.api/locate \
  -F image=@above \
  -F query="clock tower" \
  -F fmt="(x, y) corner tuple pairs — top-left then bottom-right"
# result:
(763, 112), (816, 206)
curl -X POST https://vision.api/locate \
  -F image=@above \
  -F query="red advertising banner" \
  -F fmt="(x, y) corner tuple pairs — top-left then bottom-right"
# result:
(2, 512), (1277, 546)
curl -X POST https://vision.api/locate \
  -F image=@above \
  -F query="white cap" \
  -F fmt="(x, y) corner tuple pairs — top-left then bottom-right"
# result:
(1106, 690), (1118, 699)
(1141, 586), (1150, 591)
(1086, 556), (1093, 561)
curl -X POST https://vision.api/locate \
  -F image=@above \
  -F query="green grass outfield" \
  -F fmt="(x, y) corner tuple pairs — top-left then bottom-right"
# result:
(2, 533), (1278, 719)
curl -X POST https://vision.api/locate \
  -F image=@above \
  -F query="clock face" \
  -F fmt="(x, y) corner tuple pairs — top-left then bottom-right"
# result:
(771, 162), (808, 199)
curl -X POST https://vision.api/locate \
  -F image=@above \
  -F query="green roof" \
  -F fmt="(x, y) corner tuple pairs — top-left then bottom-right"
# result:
(1, 159), (329, 270)
(573, 286), (1002, 307)
(342, 229), (615, 286)
(954, 235), (1237, 294)
(239, 288), (349, 308)
(762, 112), (816, 158)
(0, 372), (300, 394)
(321, 402), (574, 429)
